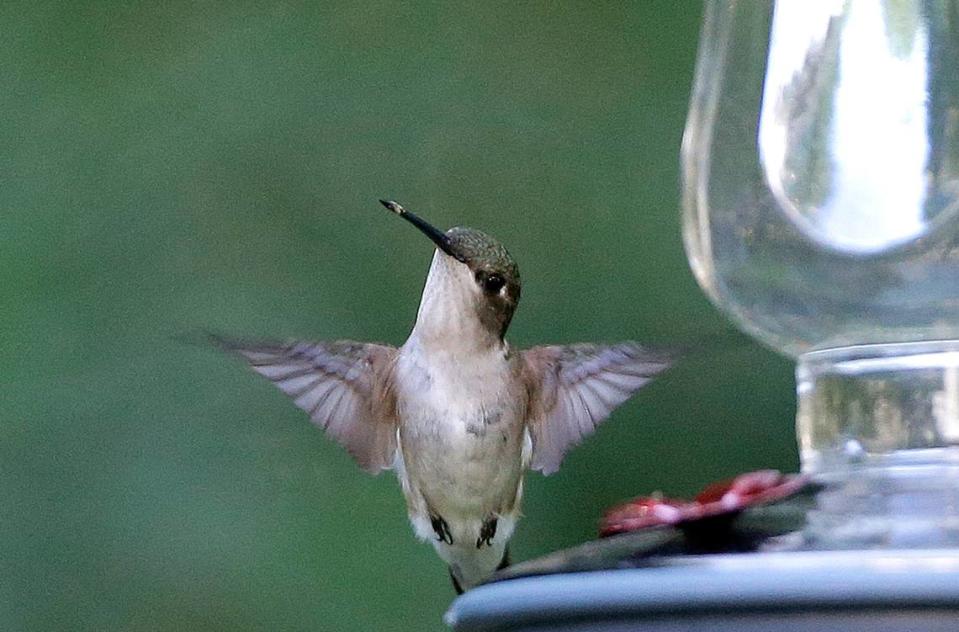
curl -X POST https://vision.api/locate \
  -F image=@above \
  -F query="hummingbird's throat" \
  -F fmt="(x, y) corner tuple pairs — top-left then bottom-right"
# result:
(412, 252), (505, 351)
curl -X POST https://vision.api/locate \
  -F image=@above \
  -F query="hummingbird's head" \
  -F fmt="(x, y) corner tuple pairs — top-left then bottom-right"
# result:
(380, 200), (521, 342)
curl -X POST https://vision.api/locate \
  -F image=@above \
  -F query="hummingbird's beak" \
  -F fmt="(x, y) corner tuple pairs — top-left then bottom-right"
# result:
(379, 200), (467, 263)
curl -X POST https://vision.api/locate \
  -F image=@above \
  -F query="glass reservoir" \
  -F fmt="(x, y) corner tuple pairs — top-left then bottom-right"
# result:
(682, 0), (959, 546)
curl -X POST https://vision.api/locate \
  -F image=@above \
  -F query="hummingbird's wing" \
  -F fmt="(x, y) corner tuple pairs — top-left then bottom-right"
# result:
(520, 343), (674, 475)
(215, 336), (399, 474)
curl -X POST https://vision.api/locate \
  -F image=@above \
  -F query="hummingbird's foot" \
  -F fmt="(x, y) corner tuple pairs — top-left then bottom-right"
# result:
(476, 515), (498, 548)
(431, 514), (454, 545)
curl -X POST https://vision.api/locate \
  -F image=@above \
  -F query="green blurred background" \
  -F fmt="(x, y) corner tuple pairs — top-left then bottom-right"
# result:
(1, 2), (797, 630)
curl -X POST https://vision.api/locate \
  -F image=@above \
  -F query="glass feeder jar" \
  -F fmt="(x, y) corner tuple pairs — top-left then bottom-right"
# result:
(683, 0), (959, 547)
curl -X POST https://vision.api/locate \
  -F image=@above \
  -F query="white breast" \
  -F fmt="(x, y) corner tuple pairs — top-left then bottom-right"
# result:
(393, 339), (527, 544)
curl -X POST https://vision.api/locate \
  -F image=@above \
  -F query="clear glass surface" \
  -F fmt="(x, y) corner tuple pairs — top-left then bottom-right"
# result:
(682, 0), (959, 546)
(683, 0), (959, 357)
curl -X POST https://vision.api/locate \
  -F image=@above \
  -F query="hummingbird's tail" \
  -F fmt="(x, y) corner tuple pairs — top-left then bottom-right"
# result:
(449, 569), (464, 595)
(449, 547), (511, 594)
(498, 546), (511, 571)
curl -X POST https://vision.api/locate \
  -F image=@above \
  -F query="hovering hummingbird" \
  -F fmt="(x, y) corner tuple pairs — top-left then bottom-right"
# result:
(215, 200), (675, 593)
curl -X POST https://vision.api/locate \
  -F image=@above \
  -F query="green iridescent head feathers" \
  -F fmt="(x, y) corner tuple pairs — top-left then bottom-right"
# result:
(380, 200), (521, 336)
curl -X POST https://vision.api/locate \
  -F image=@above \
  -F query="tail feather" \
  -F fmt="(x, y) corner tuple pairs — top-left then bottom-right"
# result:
(497, 546), (511, 571)
(449, 546), (510, 594)
(449, 569), (464, 595)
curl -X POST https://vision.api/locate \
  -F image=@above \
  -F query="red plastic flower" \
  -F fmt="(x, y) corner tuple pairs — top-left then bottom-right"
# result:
(599, 470), (807, 538)
(599, 496), (696, 537)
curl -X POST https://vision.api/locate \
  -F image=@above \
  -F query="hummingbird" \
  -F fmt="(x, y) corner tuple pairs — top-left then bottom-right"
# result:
(215, 200), (675, 593)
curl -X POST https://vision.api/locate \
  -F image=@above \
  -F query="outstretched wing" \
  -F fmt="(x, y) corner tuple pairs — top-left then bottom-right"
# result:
(215, 336), (399, 474)
(521, 343), (675, 475)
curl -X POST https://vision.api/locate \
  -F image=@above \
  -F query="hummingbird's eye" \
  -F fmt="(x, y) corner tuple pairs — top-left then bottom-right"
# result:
(481, 273), (506, 295)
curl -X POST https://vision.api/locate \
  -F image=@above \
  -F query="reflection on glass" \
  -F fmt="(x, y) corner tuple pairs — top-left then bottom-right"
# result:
(683, 0), (959, 547)
(760, 0), (935, 253)
(685, 0), (959, 357)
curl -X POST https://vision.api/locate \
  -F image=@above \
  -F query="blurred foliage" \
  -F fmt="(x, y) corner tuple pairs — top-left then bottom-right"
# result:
(0, 2), (796, 630)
